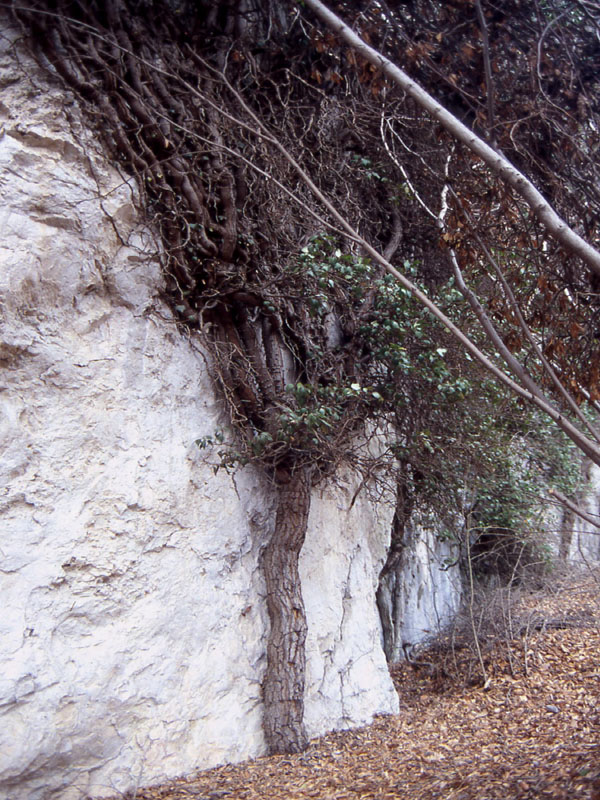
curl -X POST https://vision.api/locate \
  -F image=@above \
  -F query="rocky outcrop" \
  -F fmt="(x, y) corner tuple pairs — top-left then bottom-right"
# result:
(377, 524), (462, 663)
(558, 461), (600, 565)
(0, 27), (399, 800)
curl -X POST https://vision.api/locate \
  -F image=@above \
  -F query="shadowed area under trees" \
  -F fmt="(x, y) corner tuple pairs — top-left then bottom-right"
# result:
(10, 0), (600, 754)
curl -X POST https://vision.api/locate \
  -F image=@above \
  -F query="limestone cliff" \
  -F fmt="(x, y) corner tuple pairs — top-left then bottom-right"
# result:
(0, 27), (401, 800)
(4, 16), (600, 799)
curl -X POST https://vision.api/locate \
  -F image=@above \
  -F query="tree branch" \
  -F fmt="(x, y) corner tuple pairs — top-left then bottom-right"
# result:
(303, 0), (600, 277)
(212, 59), (600, 467)
(549, 487), (600, 532)
(475, 0), (496, 141)
(448, 185), (600, 447)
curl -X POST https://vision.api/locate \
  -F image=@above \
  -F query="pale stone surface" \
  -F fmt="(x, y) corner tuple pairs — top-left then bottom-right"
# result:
(377, 524), (462, 663)
(390, 525), (461, 650)
(563, 462), (600, 564)
(0, 29), (399, 800)
(302, 478), (399, 736)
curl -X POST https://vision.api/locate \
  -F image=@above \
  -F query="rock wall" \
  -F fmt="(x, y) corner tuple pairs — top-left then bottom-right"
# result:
(559, 462), (600, 565)
(378, 524), (462, 663)
(0, 28), (401, 800)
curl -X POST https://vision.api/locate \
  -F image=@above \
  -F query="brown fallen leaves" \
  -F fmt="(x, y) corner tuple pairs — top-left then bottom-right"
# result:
(113, 572), (600, 800)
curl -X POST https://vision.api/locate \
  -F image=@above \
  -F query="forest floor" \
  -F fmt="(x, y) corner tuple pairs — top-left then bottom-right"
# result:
(119, 570), (600, 800)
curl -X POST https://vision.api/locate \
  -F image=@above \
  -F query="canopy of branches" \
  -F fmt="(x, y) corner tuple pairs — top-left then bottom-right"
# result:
(14, 0), (600, 517)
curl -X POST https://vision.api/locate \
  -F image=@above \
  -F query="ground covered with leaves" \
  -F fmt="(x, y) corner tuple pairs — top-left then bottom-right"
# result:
(119, 572), (599, 800)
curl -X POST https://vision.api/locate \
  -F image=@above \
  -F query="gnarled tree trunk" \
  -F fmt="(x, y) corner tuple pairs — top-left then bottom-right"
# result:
(260, 466), (311, 754)
(376, 510), (410, 663)
(376, 477), (415, 663)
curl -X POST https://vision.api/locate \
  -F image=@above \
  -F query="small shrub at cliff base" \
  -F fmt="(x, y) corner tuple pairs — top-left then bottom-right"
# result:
(460, 414), (582, 582)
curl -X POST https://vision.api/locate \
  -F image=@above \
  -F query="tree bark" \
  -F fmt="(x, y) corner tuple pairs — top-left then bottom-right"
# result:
(376, 510), (406, 663)
(376, 480), (413, 663)
(261, 466), (311, 754)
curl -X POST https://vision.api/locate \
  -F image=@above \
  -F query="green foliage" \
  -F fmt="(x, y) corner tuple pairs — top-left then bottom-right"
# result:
(294, 235), (471, 398)
(304, 237), (583, 575)
(350, 154), (390, 184)
(198, 232), (582, 579)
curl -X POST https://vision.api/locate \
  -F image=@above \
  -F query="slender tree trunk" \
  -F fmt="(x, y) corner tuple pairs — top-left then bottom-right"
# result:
(261, 466), (311, 754)
(559, 506), (574, 561)
(376, 516), (405, 663)
(376, 481), (412, 663)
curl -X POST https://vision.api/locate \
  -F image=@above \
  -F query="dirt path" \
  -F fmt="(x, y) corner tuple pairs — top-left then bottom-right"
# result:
(118, 573), (600, 800)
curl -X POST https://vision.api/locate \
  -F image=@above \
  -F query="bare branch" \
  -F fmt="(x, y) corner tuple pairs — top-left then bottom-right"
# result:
(549, 488), (600, 532)
(303, 0), (600, 277)
(211, 59), (600, 467)
(475, 0), (496, 141)
(448, 186), (600, 447)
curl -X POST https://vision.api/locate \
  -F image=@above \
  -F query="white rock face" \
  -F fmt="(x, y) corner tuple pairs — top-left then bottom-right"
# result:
(391, 525), (461, 648)
(561, 462), (600, 564)
(301, 478), (398, 736)
(0, 29), (399, 800)
(377, 524), (462, 663)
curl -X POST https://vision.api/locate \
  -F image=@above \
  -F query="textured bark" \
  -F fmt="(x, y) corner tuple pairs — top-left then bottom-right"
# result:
(559, 506), (575, 561)
(376, 514), (405, 663)
(261, 467), (311, 754)
(376, 481), (412, 663)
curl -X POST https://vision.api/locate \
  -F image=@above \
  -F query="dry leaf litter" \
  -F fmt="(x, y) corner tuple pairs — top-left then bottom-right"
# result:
(108, 571), (599, 800)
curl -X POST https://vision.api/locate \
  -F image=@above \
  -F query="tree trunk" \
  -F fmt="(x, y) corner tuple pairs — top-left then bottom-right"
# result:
(559, 506), (574, 561)
(376, 485), (411, 663)
(260, 466), (311, 754)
